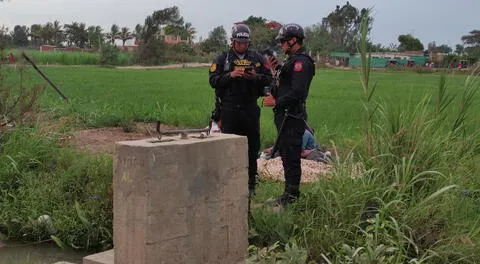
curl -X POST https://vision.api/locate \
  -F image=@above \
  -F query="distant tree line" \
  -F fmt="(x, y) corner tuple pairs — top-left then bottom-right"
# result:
(1, 2), (479, 64)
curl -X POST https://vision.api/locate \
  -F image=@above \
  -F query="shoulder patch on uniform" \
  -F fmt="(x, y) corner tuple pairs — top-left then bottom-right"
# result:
(294, 61), (303, 72)
(210, 63), (217, 72)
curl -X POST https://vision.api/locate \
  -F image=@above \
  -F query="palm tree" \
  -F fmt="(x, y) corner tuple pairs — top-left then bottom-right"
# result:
(87, 25), (103, 49)
(40, 22), (54, 45)
(183, 22), (196, 44)
(63, 22), (77, 46)
(106, 24), (120, 45)
(119, 27), (133, 46)
(461, 30), (480, 46)
(134, 24), (143, 44)
(461, 29), (480, 58)
(63, 22), (88, 48)
(52, 20), (64, 46)
(29, 24), (42, 46)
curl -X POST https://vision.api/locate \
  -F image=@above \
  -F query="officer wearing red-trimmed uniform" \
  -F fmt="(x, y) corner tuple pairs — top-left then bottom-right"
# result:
(263, 23), (315, 206)
(209, 23), (272, 198)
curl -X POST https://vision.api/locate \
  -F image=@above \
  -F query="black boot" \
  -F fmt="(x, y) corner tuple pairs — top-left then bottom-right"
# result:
(248, 186), (255, 199)
(248, 174), (258, 199)
(266, 184), (300, 207)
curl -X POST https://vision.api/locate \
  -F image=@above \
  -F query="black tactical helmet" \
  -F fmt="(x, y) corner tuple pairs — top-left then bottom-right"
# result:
(275, 23), (305, 41)
(231, 24), (251, 43)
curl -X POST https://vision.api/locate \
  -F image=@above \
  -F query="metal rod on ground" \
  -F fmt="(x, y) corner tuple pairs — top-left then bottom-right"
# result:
(21, 52), (69, 102)
(156, 121), (212, 140)
(156, 121), (210, 135)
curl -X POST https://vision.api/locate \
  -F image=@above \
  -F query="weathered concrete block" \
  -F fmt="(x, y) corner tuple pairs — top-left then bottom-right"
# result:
(113, 133), (248, 264)
(83, 249), (114, 264)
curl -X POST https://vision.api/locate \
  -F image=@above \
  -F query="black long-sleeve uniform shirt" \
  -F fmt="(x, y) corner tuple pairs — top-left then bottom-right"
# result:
(209, 49), (272, 110)
(272, 47), (315, 116)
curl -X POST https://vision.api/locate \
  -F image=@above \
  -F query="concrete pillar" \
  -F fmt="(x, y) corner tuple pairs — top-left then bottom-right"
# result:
(112, 133), (248, 264)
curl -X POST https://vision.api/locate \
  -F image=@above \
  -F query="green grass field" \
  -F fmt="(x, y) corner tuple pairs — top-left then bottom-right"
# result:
(5, 49), (132, 66)
(32, 66), (478, 148)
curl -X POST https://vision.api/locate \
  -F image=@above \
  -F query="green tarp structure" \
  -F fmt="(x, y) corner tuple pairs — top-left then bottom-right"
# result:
(330, 52), (350, 58)
(348, 57), (387, 68)
(397, 59), (408, 66)
(410, 56), (426, 66)
(348, 56), (427, 68)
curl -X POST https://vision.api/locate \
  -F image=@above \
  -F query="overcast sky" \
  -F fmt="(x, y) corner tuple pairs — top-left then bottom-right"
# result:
(1, 0), (478, 47)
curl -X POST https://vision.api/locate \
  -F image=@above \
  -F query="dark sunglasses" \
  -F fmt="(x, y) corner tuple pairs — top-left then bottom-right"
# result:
(279, 38), (291, 43)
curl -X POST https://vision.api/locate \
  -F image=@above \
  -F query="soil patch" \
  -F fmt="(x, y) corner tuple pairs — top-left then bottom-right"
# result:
(67, 122), (181, 155)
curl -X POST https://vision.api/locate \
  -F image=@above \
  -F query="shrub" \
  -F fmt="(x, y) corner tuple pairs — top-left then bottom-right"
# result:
(99, 44), (120, 65)
(133, 37), (167, 65)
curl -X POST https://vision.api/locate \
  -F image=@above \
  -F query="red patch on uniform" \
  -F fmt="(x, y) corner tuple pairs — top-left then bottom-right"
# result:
(294, 61), (303, 72)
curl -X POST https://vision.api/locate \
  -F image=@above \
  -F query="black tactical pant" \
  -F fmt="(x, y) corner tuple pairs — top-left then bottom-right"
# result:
(221, 105), (261, 190)
(274, 112), (304, 195)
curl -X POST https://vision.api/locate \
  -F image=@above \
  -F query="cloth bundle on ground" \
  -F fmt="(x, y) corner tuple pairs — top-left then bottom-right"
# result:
(260, 129), (331, 163)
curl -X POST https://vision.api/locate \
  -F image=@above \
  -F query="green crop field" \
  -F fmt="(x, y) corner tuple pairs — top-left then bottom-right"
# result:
(6, 49), (131, 66)
(31, 66), (478, 148)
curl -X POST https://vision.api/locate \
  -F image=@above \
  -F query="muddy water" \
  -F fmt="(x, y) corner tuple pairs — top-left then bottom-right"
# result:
(0, 241), (87, 264)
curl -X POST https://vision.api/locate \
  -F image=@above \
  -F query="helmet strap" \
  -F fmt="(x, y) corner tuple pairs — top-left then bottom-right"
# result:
(285, 38), (297, 54)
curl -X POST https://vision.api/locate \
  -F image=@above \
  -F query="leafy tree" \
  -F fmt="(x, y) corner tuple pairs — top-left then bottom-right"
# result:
(169, 43), (196, 56)
(133, 24), (143, 44)
(27, 21), (64, 46)
(99, 43), (120, 65)
(243, 16), (266, 25)
(461, 29), (480, 59)
(139, 6), (184, 43)
(164, 22), (196, 43)
(64, 22), (88, 48)
(87, 25), (104, 49)
(455, 44), (465, 55)
(52, 20), (64, 46)
(134, 37), (167, 65)
(164, 25), (183, 38)
(241, 16), (277, 50)
(461, 30), (480, 46)
(436, 44), (452, 54)
(200, 26), (228, 53)
(305, 23), (335, 53)
(183, 22), (196, 43)
(428, 41), (452, 53)
(40, 22), (55, 45)
(0, 25), (12, 48)
(134, 6), (187, 64)
(119, 27), (133, 46)
(387, 42), (398, 51)
(30, 24), (42, 46)
(11, 25), (29, 47)
(367, 42), (389, 52)
(106, 24), (120, 45)
(397, 34), (424, 51)
(321, 1), (372, 52)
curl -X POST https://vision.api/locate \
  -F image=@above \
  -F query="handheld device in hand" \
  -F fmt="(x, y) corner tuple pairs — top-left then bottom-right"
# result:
(244, 66), (254, 73)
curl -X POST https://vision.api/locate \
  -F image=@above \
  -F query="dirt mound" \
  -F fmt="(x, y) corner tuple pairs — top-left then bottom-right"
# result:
(257, 157), (333, 183)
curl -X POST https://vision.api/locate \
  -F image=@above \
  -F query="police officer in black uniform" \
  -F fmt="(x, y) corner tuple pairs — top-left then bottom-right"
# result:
(209, 24), (272, 198)
(263, 23), (315, 206)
